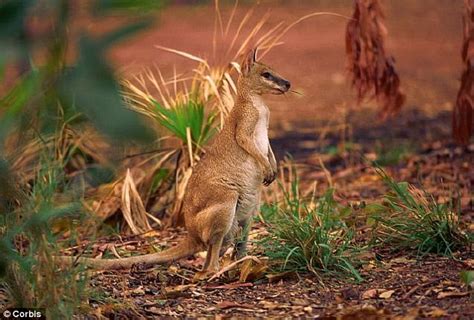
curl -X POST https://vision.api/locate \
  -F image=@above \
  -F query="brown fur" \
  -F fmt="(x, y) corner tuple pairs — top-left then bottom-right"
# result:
(58, 49), (290, 273)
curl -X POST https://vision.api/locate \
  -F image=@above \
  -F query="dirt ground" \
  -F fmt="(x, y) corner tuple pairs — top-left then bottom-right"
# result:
(86, 250), (473, 319)
(68, 1), (473, 318)
(81, 139), (473, 319)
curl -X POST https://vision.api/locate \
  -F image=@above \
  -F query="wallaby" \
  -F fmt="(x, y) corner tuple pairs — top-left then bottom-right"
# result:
(58, 49), (291, 275)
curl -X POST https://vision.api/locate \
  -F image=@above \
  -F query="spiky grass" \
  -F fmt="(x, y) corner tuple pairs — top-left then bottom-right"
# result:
(368, 166), (472, 256)
(152, 99), (218, 152)
(0, 154), (88, 318)
(259, 164), (363, 282)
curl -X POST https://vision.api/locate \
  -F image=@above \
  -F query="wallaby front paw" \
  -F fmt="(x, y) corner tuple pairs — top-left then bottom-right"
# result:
(263, 167), (276, 186)
(271, 166), (278, 179)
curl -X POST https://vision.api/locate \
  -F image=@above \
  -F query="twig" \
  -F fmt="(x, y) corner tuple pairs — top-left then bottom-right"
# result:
(402, 277), (443, 300)
(208, 256), (261, 281)
(109, 244), (122, 259)
(318, 157), (333, 188)
(289, 89), (303, 96)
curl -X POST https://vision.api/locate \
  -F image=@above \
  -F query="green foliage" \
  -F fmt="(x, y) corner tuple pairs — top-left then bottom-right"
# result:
(260, 169), (363, 282)
(0, 2), (156, 145)
(0, 0), (163, 316)
(153, 99), (217, 149)
(0, 0), (32, 64)
(324, 142), (357, 157)
(0, 155), (88, 318)
(368, 166), (471, 256)
(460, 270), (474, 289)
(375, 141), (412, 166)
(150, 168), (170, 194)
(60, 35), (153, 142)
(0, 69), (41, 144)
(95, 0), (166, 13)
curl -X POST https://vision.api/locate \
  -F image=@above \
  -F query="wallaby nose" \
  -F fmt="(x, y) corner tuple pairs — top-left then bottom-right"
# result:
(284, 81), (291, 91)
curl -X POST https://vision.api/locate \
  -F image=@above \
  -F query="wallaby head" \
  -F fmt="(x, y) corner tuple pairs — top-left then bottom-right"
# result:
(239, 48), (291, 95)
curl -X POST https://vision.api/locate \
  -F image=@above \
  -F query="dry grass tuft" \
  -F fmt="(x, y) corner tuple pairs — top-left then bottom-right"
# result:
(121, 168), (156, 234)
(345, 0), (405, 119)
(453, 0), (474, 145)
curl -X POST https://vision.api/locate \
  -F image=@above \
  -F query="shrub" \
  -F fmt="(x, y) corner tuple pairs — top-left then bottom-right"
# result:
(367, 166), (472, 256)
(260, 166), (363, 282)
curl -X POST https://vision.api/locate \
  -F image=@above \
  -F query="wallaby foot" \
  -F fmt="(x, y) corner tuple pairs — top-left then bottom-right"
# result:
(234, 241), (248, 260)
(193, 239), (224, 282)
(192, 269), (214, 282)
(234, 221), (251, 259)
(234, 194), (258, 259)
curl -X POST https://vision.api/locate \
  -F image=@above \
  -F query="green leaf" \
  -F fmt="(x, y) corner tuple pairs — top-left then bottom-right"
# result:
(59, 35), (154, 142)
(150, 168), (169, 193)
(0, 158), (16, 213)
(95, 0), (166, 13)
(460, 270), (474, 287)
(25, 203), (81, 233)
(99, 19), (153, 49)
(0, 0), (32, 63)
(152, 99), (217, 148)
(0, 69), (41, 143)
(0, 68), (40, 114)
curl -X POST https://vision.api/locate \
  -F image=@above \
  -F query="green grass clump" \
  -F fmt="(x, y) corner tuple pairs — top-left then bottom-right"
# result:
(375, 142), (413, 166)
(260, 169), (363, 282)
(368, 166), (472, 256)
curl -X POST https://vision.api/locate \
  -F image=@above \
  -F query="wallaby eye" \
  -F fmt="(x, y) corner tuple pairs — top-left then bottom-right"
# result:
(261, 72), (271, 79)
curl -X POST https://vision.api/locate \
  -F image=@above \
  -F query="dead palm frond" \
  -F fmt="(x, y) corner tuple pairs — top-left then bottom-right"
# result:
(346, 0), (405, 120)
(453, 0), (474, 145)
(121, 168), (160, 234)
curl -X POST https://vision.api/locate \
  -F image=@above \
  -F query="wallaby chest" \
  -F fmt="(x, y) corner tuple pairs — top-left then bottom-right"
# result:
(251, 95), (269, 156)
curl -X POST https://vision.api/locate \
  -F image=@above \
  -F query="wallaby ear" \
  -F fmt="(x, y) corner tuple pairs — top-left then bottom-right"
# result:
(241, 48), (257, 75)
(252, 47), (258, 62)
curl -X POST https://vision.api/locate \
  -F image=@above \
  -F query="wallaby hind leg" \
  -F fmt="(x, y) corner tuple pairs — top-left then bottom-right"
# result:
(193, 191), (238, 280)
(204, 236), (224, 272)
(194, 230), (229, 282)
(235, 216), (252, 259)
(194, 235), (226, 282)
(235, 191), (261, 259)
(219, 218), (239, 256)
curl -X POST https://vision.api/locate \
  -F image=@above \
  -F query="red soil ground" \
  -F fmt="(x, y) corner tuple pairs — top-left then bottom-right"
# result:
(101, 0), (462, 125)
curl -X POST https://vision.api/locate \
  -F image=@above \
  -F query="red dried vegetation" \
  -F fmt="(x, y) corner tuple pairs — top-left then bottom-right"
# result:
(454, 0), (474, 145)
(345, 0), (405, 120)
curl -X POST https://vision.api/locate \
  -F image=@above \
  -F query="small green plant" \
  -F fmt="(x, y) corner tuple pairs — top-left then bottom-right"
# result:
(324, 142), (357, 157)
(368, 166), (472, 256)
(260, 166), (363, 282)
(153, 99), (217, 150)
(374, 141), (412, 166)
(460, 270), (474, 291)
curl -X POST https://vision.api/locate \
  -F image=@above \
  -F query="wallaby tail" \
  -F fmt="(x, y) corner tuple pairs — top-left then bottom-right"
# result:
(55, 237), (199, 270)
